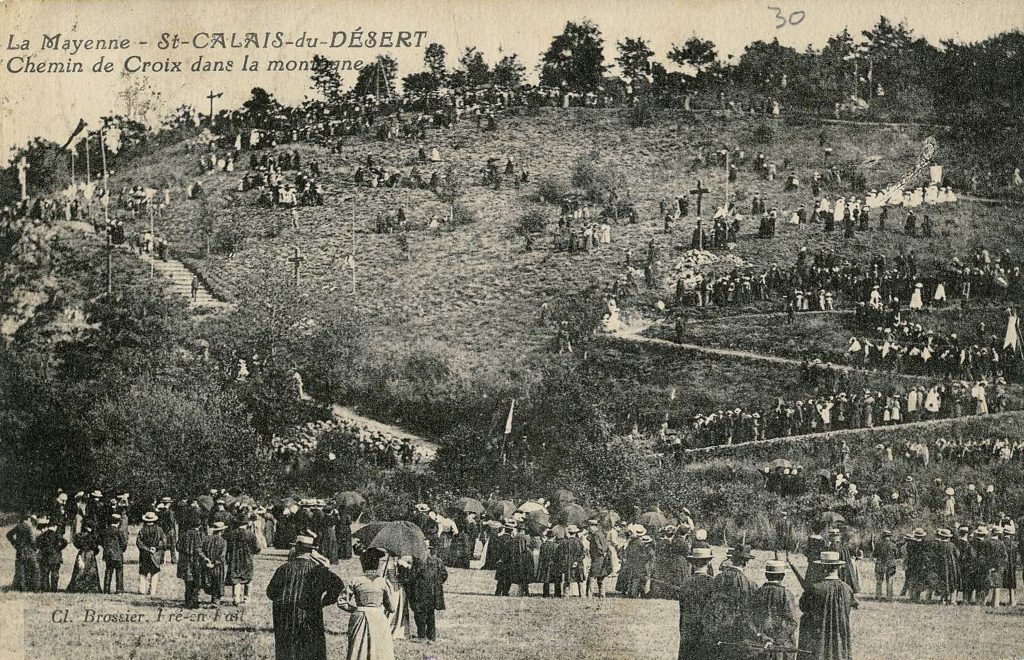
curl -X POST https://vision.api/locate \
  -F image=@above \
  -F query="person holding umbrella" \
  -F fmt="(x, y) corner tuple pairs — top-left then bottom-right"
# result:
(404, 540), (448, 641)
(267, 534), (346, 660)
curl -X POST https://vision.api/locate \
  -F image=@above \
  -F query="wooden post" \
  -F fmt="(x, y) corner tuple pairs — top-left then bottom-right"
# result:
(351, 195), (356, 294)
(85, 133), (91, 184)
(106, 232), (113, 295)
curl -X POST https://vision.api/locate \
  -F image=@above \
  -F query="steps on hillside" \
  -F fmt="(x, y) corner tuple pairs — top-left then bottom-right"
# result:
(62, 220), (233, 313)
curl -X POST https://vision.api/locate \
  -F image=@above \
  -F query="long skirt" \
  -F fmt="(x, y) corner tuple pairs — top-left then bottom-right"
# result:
(385, 580), (409, 639)
(67, 551), (101, 593)
(347, 607), (395, 660)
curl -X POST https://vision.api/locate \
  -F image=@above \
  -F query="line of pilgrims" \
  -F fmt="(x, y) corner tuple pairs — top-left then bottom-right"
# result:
(685, 376), (996, 448)
(871, 519), (1021, 608)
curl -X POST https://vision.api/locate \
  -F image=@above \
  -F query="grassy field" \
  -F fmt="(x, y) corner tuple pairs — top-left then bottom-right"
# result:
(3, 523), (1024, 659)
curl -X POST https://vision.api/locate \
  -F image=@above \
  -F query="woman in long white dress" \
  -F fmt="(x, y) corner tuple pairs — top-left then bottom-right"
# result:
(910, 283), (924, 310)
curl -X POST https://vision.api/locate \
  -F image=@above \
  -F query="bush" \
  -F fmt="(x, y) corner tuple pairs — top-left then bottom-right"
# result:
(212, 225), (247, 255)
(449, 202), (478, 226)
(515, 208), (549, 235)
(534, 176), (568, 205)
(752, 121), (776, 145)
(570, 155), (620, 203)
(625, 102), (655, 129)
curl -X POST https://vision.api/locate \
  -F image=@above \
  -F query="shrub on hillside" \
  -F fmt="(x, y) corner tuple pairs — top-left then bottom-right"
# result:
(449, 202), (478, 226)
(515, 208), (550, 235)
(570, 155), (620, 203)
(624, 102), (655, 129)
(752, 121), (776, 144)
(534, 176), (568, 205)
(212, 225), (247, 256)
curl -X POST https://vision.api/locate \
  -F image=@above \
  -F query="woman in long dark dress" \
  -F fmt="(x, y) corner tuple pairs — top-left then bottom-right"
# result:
(67, 525), (102, 593)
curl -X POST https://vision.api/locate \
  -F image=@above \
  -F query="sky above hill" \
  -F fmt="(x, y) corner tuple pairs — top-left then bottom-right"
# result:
(1, 0), (1021, 162)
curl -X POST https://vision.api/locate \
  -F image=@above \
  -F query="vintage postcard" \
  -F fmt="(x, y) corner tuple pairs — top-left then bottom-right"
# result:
(1, 0), (1023, 658)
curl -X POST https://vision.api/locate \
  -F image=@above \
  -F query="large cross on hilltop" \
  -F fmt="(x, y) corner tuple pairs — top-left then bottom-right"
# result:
(690, 179), (710, 216)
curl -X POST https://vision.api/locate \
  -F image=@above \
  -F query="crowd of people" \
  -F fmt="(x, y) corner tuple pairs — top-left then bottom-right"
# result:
(10, 480), (1024, 659)
(270, 416), (421, 467)
(682, 375), (999, 448)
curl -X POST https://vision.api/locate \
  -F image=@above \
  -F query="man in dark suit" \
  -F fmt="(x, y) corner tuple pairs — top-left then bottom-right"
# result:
(406, 541), (448, 641)
(266, 534), (345, 660)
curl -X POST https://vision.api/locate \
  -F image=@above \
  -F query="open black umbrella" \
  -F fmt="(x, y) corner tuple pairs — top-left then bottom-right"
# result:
(554, 503), (587, 526)
(353, 520), (427, 560)
(487, 499), (516, 520)
(450, 497), (485, 515)
(334, 491), (366, 510)
(819, 511), (846, 526)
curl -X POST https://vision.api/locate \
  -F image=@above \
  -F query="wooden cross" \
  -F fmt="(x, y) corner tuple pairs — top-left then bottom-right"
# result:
(288, 246), (305, 286)
(690, 179), (710, 216)
(207, 90), (223, 125)
(17, 156), (30, 200)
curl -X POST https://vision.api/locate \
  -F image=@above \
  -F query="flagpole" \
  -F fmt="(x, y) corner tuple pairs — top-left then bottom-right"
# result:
(351, 194), (356, 294)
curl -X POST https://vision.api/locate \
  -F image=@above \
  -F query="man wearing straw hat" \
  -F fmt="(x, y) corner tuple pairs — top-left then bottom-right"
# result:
(751, 560), (798, 660)
(677, 546), (716, 660)
(137, 511), (166, 595)
(709, 543), (757, 660)
(798, 550), (855, 660)
(266, 533), (345, 660)
(202, 521), (229, 606)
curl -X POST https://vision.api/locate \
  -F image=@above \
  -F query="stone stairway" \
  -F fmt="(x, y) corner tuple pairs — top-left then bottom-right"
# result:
(64, 220), (232, 313)
(137, 251), (232, 311)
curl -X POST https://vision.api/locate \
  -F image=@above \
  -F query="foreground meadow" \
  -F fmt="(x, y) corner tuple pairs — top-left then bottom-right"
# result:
(2, 524), (1023, 659)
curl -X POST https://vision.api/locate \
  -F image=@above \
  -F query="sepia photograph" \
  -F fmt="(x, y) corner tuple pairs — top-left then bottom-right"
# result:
(1, 0), (1024, 657)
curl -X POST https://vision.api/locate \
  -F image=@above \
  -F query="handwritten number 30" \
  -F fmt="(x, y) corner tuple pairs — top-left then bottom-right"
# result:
(769, 6), (806, 29)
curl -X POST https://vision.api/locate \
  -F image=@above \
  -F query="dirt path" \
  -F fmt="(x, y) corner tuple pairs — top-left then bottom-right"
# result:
(330, 403), (438, 461)
(611, 320), (936, 381)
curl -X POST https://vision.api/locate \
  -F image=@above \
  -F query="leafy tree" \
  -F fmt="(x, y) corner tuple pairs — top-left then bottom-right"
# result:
(734, 38), (800, 94)
(667, 36), (718, 80)
(0, 138), (71, 206)
(309, 54), (343, 104)
(616, 36), (654, 87)
(424, 42), (448, 83)
(242, 87), (283, 128)
(453, 47), (490, 88)
(492, 51), (527, 88)
(539, 20), (608, 92)
(353, 55), (398, 98)
(402, 72), (439, 95)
